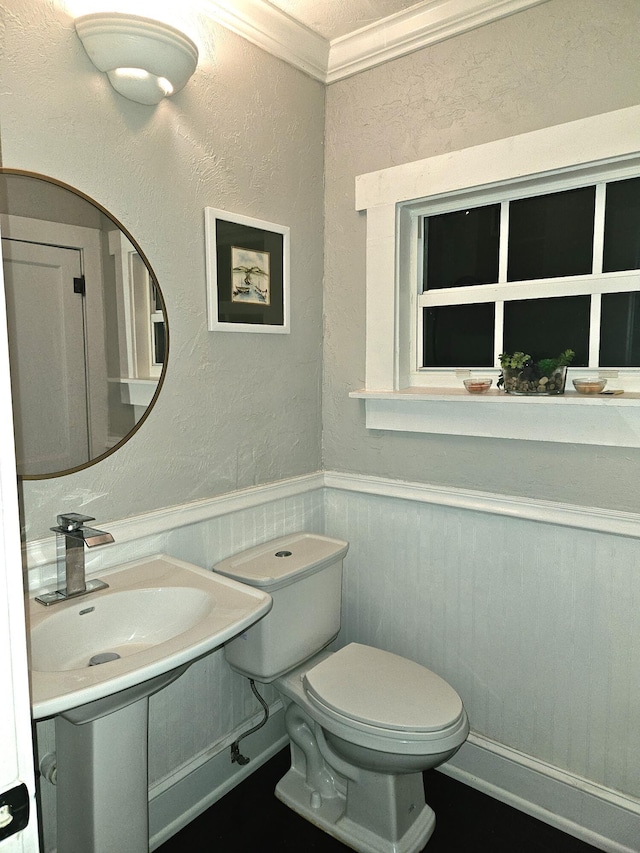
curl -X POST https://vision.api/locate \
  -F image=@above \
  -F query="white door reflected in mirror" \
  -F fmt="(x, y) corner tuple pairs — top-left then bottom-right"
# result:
(3, 240), (92, 475)
(0, 170), (168, 478)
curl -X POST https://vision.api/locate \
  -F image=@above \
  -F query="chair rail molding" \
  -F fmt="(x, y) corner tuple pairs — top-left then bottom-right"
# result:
(323, 471), (640, 540)
(23, 470), (640, 585)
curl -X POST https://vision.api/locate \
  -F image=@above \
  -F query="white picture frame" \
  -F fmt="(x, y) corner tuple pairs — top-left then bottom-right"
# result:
(205, 207), (290, 334)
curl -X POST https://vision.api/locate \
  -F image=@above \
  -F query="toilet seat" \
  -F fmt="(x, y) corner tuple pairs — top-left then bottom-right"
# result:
(303, 643), (466, 751)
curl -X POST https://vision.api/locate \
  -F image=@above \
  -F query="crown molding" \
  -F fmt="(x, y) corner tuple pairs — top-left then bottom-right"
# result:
(326, 0), (552, 83)
(198, 0), (328, 81)
(200, 0), (551, 84)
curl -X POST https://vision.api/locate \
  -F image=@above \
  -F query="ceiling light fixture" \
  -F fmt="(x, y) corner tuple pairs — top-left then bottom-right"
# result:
(74, 12), (198, 106)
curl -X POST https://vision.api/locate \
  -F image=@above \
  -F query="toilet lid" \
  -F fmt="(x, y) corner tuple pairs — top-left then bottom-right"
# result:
(303, 643), (463, 733)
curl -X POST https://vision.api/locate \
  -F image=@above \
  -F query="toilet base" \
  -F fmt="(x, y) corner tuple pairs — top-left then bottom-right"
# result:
(275, 760), (436, 853)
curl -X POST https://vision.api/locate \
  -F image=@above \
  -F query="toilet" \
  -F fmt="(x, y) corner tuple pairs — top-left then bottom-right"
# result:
(215, 533), (469, 853)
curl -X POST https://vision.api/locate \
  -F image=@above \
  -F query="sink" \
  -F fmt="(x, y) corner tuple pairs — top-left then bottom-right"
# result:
(28, 553), (273, 720)
(27, 553), (272, 853)
(32, 587), (212, 670)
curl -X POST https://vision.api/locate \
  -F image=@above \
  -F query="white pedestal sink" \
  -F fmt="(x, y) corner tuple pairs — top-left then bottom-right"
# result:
(28, 554), (272, 853)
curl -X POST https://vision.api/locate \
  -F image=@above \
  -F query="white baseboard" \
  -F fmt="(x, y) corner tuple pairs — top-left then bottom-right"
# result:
(148, 705), (288, 850)
(150, 707), (640, 853)
(147, 705), (640, 852)
(441, 733), (640, 853)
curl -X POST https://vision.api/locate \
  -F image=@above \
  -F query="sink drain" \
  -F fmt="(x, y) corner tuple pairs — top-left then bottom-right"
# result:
(88, 652), (121, 666)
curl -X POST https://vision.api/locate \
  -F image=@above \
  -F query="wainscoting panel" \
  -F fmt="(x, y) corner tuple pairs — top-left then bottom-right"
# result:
(29, 473), (640, 851)
(31, 480), (324, 853)
(145, 487), (324, 785)
(324, 484), (640, 804)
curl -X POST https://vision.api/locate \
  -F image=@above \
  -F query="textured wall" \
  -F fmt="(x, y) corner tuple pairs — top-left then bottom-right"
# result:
(0, 0), (324, 541)
(323, 0), (640, 511)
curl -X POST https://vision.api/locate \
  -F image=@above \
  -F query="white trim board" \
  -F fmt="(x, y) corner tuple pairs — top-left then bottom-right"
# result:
(149, 705), (287, 850)
(199, 0), (551, 83)
(147, 701), (638, 853)
(324, 471), (640, 539)
(442, 733), (640, 853)
(326, 0), (551, 83)
(352, 105), (640, 445)
(148, 704), (639, 853)
(350, 389), (640, 447)
(355, 105), (640, 211)
(23, 469), (640, 582)
(23, 472), (324, 576)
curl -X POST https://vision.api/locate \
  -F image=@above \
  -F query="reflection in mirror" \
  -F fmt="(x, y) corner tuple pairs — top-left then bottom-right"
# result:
(0, 170), (167, 478)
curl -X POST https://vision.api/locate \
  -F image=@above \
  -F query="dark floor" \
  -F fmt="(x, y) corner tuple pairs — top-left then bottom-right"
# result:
(157, 747), (601, 852)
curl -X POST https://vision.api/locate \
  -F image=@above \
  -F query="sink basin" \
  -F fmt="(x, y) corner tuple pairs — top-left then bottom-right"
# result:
(32, 586), (214, 671)
(27, 553), (272, 720)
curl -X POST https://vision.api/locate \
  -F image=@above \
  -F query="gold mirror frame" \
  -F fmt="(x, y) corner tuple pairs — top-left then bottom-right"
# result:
(0, 169), (169, 479)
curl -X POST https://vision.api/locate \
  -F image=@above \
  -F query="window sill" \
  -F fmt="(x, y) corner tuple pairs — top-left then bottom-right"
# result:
(112, 378), (157, 408)
(349, 388), (640, 447)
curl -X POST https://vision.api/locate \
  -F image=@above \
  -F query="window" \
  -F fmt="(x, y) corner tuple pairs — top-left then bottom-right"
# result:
(150, 280), (166, 372)
(418, 174), (640, 374)
(111, 233), (166, 381)
(351, 106), (640, 447)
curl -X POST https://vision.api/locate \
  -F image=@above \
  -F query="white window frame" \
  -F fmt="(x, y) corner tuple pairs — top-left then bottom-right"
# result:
(109, 231), (161, 380)
(351, 105), (640, 447)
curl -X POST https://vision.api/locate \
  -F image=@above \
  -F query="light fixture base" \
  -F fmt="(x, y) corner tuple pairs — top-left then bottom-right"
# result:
(75, 12), (198, 105)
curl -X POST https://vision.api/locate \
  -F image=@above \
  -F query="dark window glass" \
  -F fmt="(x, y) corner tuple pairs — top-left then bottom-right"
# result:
(423, 205), (500, 291)
(152, 282), (163, 311)
(154, 323), (166, 365)
(423, 303), (494, 367)
(507, 187), (595, 281)
(600, 292), (640, 366)
(603, 177), (640, 272)
(503, 296), (589, 365)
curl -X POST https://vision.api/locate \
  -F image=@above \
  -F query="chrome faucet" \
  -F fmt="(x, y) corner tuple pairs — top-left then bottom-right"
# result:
(35, 513), (115, 606)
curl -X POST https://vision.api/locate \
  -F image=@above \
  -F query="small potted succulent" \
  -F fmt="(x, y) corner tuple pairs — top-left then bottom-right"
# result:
(498, 349), (575, 395)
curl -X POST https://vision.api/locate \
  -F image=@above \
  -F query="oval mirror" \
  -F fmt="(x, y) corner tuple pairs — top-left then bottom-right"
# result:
(0, 169), (168, 478)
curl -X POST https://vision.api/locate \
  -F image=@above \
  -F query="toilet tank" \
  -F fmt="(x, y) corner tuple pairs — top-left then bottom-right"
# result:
(214, 533), (349, 682)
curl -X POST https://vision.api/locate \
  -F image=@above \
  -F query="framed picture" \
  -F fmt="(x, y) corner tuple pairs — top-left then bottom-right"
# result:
(205, 207), (290, 333)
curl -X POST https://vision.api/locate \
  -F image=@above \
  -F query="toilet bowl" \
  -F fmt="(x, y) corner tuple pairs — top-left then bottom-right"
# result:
(298, 642), (468, 771)
(215, 533), (469, 853)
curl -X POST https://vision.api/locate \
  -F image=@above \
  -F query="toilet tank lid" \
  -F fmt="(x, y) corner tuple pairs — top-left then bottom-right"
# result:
(213, 533), (349, 591)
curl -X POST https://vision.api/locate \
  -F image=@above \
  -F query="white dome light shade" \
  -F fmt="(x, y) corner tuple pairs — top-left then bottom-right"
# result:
(75, 12), (198, 105)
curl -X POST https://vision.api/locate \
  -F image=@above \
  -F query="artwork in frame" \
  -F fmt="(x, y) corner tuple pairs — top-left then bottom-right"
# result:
(205, 207), (290, 333)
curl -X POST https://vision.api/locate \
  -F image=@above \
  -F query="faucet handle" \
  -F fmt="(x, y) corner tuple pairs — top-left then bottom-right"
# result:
(56, 512), (95, 531)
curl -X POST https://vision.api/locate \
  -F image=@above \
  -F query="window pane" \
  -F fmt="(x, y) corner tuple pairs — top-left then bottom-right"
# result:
(151, 281), (163, 311)
(507, 187), (595, 281)
(423, 303), (494, 367)
(423, 204), (500, 290)
(603, 177), (640, 272)
(503, 295), (589, 365)
(600, 292), (640, 366)
(153, 322), (166, 365)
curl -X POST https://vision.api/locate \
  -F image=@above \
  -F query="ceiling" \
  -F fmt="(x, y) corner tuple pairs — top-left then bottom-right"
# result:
(266, 0), (423, 41)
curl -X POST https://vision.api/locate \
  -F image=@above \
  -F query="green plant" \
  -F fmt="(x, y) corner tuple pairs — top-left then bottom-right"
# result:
(498, 349), (575, 373)
(497, 349), (575, 391)
(537, 349), (575, 374)
(498, 351), (531, 369)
